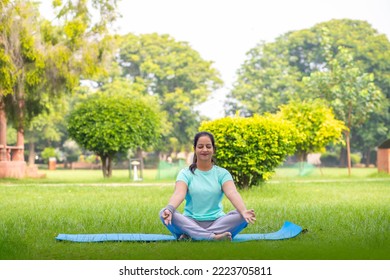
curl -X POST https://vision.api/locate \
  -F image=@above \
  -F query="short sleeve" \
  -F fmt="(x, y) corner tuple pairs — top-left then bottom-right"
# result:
(219, 167), (233, 185)
(176, 168), (190, 185)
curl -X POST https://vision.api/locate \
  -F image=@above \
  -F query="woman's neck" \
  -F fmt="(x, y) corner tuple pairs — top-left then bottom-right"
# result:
(196, 161), (213, 171)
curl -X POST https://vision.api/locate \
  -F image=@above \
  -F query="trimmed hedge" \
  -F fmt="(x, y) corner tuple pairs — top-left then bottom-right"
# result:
(200, 115), (298, 188)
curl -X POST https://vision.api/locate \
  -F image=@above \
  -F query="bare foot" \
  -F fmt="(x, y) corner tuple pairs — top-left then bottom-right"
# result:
(178, 234), (191, 241)
(213, 232), (232, 241)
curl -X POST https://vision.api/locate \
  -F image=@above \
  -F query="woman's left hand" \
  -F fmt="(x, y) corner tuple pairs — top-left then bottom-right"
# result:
(241, 209), (256, 224)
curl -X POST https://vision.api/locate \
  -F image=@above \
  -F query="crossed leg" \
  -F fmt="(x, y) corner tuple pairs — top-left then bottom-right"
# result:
(159, 209), (247, 241)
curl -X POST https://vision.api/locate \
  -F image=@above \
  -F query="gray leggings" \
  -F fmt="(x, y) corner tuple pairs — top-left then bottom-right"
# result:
(159, 208), (248, 240)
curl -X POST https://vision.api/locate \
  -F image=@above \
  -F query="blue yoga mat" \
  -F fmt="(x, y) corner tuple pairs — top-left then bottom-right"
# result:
(56, 221), (302, 242)
(232, 221), (302, 242)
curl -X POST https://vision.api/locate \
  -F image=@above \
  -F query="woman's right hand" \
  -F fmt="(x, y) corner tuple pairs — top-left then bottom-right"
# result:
(162, 181), (187, 226)
(162, 209), (172, 225)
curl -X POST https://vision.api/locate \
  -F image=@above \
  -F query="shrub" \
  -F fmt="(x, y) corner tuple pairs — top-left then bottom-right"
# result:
(351, 153), (362, 165)
(200, 115), (298, 188)
(320, 152), (339, 167)
(276, 99), (346, 162)
(41, 147), (57, 163)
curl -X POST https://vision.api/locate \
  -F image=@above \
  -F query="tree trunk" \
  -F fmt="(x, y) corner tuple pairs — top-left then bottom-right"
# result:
(345, 131), (352, 176)
(136, 147), (144, 179)
(101, 154), (113, 178)
(365, 148), (371, 167)
(28, 140), (35, 166)
(13, 93), (25, 161)
(296, 151), (308, 174)
(107, 156), (112, 177)
(101, 155), (108, 177)
(0, 98), (7, 161)
(339, 147), (347, 167)
(345, 107), (352, 175)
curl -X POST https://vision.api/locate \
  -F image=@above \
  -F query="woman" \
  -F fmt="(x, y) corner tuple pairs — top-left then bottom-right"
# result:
(159, 131), (256, 241)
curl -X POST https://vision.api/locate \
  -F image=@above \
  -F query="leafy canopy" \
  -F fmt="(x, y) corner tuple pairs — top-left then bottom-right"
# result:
(118, 33), (223, 149)
(67, 92), (162, 156)
(229, 19), (390, 117)
(276, 99), (347, 162)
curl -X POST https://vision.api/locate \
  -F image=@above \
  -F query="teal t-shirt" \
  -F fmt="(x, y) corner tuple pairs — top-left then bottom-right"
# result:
(176, 165), (233, 221)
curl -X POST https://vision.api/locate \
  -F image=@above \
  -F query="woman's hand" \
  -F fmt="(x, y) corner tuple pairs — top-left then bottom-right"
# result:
(241, 209), (256, 224)
(222, 181), (256, 225)
(162, 209), (173, 225)
(162, 181), (187, 226)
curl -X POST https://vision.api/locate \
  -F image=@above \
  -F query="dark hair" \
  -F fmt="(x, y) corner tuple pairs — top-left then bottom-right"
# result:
(189, 131), (217, 174)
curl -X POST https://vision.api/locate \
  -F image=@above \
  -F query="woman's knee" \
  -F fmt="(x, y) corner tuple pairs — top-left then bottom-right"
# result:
(227, 210), (246, 221)
(159, 208), (171, 223)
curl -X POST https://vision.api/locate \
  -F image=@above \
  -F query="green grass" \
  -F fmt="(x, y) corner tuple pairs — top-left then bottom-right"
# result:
(1, 168), (165, 184)
(0, 167), (389, 260)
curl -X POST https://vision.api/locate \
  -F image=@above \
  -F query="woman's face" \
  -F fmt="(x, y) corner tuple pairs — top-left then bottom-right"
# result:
(195, 135), (214, 162)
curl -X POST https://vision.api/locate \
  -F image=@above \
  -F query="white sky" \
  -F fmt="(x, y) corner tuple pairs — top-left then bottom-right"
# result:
(41, 0), (390, 119)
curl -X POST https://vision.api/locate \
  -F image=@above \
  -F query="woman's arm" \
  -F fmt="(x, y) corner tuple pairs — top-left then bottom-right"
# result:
(162, 181), (187, 225)
(222, 180), (256, 224)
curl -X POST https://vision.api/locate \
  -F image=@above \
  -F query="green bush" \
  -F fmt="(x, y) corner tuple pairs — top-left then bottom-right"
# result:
(200, 115), (298, 188)
(41, 147), (57, 163)
(320, 152), (339, 167)
(351, 153), (362, 165)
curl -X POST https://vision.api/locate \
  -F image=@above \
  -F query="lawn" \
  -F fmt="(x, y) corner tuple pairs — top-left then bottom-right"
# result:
(0, 167), (389, 260)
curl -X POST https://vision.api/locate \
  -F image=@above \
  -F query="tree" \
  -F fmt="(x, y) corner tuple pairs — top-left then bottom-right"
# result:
(230, 19), (390, 114)
(1, 0), (45, 161)
(298, 21), (390, 160)
(228, 19), (390, 166)
(0, 0), (120, 165)
(25, 100), (68, 165)
(67, 90), (163, 178)
(352, 116), (388, 166)
(227, 39), (302, 116)
(117, 33), (223, 151)
(304, 45), (384, 175)
(276, 99), (347, 164)
(200, 115), (298, 188)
